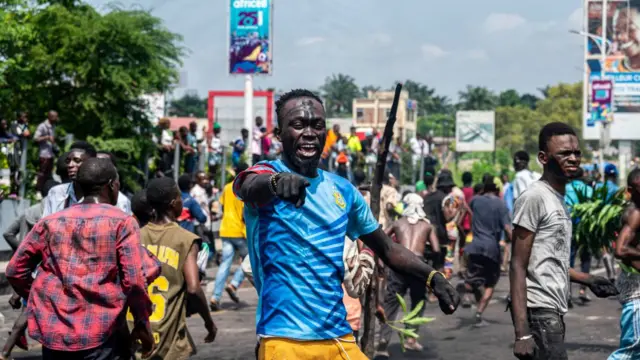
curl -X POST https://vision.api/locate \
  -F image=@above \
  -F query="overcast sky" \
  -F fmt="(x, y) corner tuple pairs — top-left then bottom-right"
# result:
(89, 0), (585, 100)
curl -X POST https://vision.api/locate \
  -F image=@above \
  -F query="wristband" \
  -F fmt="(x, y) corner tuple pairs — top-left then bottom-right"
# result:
(426, 270), (442, 289)
(268, 173), (279, 197)
(516, 335), (533, 341)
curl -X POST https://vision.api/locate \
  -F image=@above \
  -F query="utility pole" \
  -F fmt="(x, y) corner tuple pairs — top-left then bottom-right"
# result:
(599, 0), (609, 179)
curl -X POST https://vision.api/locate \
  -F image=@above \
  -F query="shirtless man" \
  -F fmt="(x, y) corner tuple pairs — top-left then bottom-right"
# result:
(377, 193), (440, 354)
(609, 168), (640, 359)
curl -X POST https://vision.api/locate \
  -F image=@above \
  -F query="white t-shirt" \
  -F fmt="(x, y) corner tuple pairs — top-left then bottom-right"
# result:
(513, 169), (541, 199)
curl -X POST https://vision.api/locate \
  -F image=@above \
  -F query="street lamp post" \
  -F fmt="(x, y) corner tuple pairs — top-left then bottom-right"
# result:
(569, 0), (610, 179)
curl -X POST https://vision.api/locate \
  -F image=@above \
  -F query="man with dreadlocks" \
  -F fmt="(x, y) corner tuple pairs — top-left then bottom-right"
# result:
(376, 193), (440, 355)
(235, 89), (459, 360)
(129, 177), (216, 359)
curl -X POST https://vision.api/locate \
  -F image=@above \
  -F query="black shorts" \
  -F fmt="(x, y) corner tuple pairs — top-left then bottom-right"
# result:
(464, 254), (500, 289)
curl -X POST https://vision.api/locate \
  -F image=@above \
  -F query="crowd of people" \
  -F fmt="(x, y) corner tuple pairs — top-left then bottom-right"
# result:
(0, 88), (639, 360)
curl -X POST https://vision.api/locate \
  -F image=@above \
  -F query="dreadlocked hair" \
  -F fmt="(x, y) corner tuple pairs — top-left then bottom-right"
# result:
(146, 177), (179, 218)
(275, 89), (323, 126)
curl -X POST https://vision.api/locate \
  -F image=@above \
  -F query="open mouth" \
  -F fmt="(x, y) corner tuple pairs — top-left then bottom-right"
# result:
(296, 144), (319, 158)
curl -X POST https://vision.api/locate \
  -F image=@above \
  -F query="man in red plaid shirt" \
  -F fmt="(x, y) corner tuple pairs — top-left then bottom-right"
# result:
(6, 158), (161, 359)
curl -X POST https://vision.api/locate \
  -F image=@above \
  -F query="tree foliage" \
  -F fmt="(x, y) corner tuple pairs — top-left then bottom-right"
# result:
(169, 92), (207, 118)
(320, 73), (360, 117)
(0, 0), (184, 192)
(458, 85), (497, 111)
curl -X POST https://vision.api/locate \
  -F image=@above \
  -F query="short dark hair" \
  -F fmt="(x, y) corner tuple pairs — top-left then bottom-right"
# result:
(514, 151), (529, 163)
(473, 183), (484, 194)
(76, 158), (117, 197)
(235, 162), (249, 174)
(483, 177), (498, 193)
(146, 177), (179, 215)
(353, 168), (366, 186)
(42, 179), (59, 198)
(462, 171), (473, 185)
(69, 141), (97, 157)
(628, 168), (640, 187)
(538, 122), (577, 152)
(178, 174), (193, 192)
(97, 151), (117, 167)
(131, 189), (152, 226)
(275, 89), (324, 126)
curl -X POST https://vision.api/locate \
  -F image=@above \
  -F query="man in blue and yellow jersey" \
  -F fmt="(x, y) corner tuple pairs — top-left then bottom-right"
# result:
(234, 89), (460, 360)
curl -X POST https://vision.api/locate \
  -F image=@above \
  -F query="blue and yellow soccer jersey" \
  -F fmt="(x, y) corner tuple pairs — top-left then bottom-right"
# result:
(234, 160), (379, 340)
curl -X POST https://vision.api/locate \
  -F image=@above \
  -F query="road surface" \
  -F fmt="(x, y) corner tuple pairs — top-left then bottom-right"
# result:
(3, 268), (622, 360)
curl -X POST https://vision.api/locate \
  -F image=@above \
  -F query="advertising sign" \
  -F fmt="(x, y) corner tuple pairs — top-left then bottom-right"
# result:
(584, 0), (640, 140)
(588, 79), (614, 126)
(228, 0), (272, 75)
(455, 111), (495, 152)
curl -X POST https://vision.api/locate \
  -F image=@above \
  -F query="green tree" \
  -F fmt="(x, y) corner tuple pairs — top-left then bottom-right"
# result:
(498, 89), (521, 107)
(457, 85), (497, 111)
(399, 80), (452, 115)
(0, 0), (183, 192)
(535, 82), (583, 134)
(519, 93), (540, 110)
(170, 92), (206, 117)
(360, 85), (380, 97)
(417, 113), (454, 138)
(320, 73), (360, 117)
(495, 105), (539, 155)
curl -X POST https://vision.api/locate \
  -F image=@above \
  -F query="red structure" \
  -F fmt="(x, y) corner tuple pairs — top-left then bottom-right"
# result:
(207, 90), (275, 133)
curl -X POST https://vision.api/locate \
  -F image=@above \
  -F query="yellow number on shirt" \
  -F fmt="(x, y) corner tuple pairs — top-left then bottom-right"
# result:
(126, 276), (169, 323)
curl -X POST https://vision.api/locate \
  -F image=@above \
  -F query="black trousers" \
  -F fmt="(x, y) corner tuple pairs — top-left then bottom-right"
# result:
(528, 308), (567, 360)
(379, 269), (427, 345)
(42, 331), (133, 360)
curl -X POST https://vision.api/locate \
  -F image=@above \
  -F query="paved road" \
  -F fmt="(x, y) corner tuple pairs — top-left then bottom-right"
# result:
(3, 269), (623, 360)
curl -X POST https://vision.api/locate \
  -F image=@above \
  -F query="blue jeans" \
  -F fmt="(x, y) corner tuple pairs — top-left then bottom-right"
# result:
(608, 300), (640, 359)
(211, 237), (248, 302)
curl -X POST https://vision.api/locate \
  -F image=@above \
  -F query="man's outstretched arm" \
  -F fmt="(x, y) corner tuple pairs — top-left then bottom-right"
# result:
(360, 227), (459, 314)
(236, 168), (310, 207)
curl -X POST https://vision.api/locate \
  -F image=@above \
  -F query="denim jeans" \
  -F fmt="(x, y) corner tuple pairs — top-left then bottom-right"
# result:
(608, 300), (640, 359)
(528, 308), (567, 360)
(211, 237), (248, 302)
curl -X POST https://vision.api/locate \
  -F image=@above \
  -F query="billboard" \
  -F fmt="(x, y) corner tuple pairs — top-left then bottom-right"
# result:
(589, 79), (614, 125)
(455, 111), (495, 152)
(584, 0), (640, 140)
(228, 0), (272, 75)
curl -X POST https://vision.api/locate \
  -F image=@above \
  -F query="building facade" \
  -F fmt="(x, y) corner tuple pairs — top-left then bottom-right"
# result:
(352, 90), (417, 141)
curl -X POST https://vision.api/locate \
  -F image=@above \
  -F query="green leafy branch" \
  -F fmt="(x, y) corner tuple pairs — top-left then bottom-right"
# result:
(383, 293), (435, 352)
(571, 183), (627, 256)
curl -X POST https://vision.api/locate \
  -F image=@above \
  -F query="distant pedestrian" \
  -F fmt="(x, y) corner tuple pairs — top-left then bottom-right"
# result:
(34, 110), (59, 192)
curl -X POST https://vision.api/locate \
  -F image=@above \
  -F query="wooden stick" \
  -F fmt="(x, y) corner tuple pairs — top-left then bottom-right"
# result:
(360, 83), (402, 357)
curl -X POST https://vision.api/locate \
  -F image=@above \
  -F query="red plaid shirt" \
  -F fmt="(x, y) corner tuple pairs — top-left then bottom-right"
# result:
(6, 203), (161, 351)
